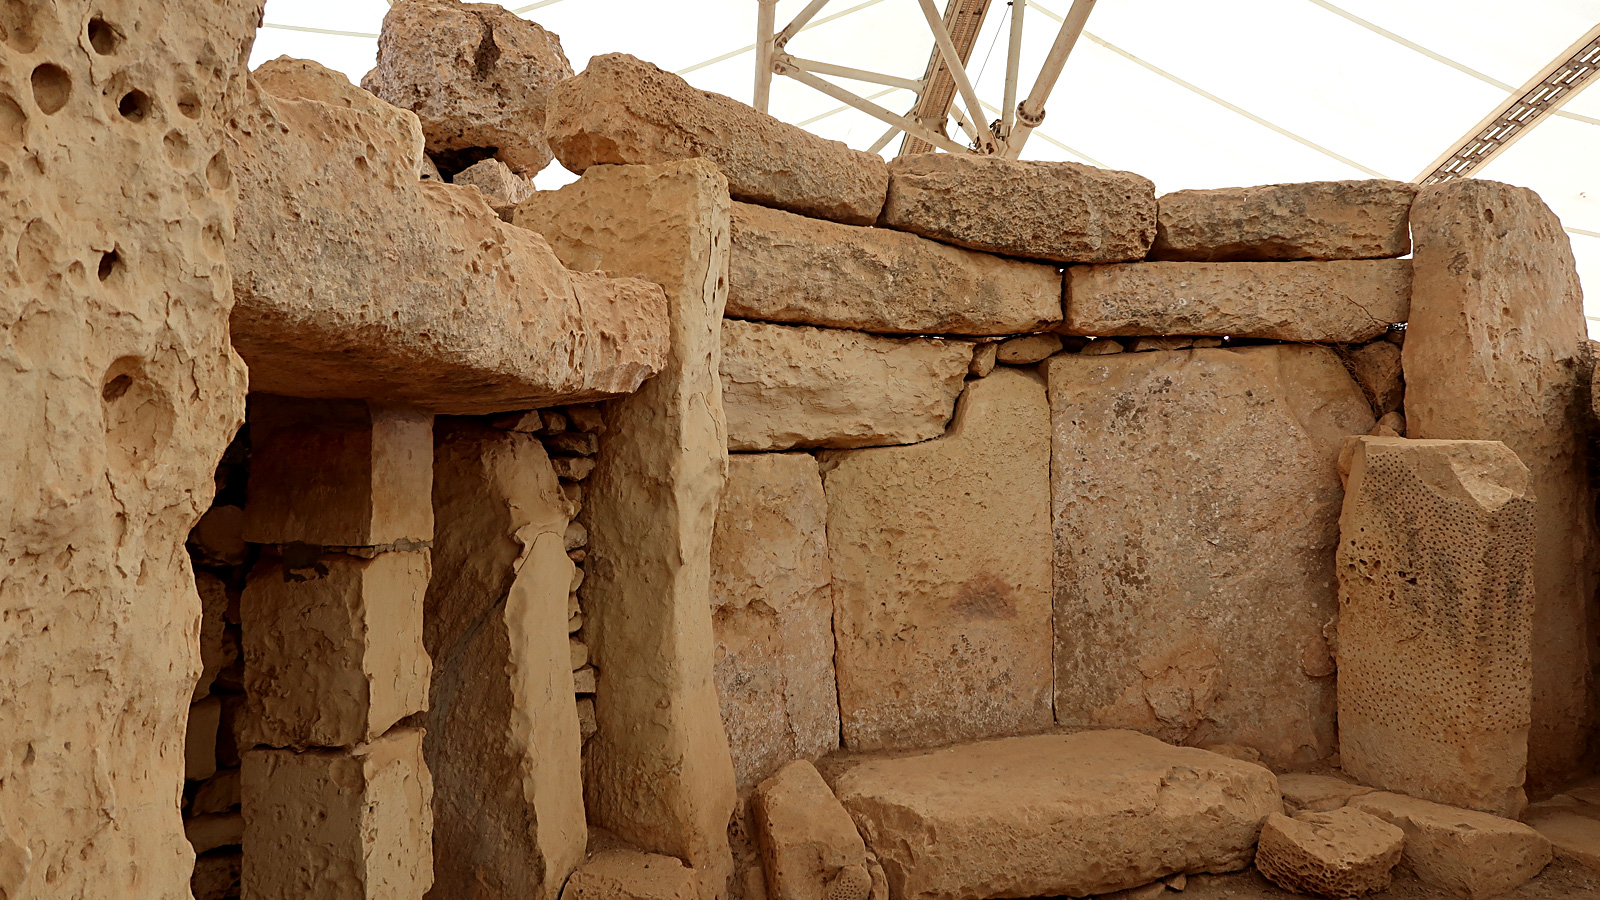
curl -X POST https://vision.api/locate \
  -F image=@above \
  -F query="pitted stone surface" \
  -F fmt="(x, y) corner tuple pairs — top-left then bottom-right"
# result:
(1350, 792), (1551, 899)
(1151, 180), (1417, 261)
(1255, 808), (1404, 898)
(753, 761), (869, 900)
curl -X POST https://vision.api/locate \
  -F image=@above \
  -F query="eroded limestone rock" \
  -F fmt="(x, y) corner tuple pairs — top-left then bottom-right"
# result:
(564, 849), (698, 900)
(1255, 808), (1404, 898)
(452, 157), (534, 208)
(752, 761), (871, 900)
(1349, 792), (1551, 899)
(1151, 180), (1417, 261)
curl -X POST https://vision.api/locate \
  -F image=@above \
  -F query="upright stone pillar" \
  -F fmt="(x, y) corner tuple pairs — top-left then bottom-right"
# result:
(1404, 180), (1597, 791)
(514, 160), (738, 899)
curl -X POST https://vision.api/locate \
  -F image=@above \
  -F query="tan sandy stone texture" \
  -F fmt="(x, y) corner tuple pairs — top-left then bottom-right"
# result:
(0, 1), (259, 896)
(452, 157), (533, 207)
(228, 58), (668, 414)
(1049, 346), (1374, 766)
(882, 154), (1156, 263)
(425, 422), (586, 900)
(711, 455), (839, 795)
(362, 0), (573, 175)
(1349, 792), (1551, 899)
(1337, 437), (1535, 817)
(242, 728), (434, 900)
(565, 849), (699, 900)
(1403, 179), (1596, 792)
(516, 160), (737, 899)
(546, 53), (887, 225)
(821, 369), (1052, 751)
(1064, 259), (1411, 342)
(995, 333), (1062, 364)
(752, 761), (869, 900)
(1524, 806), (1600, 873)
(1255, 808), (1404, 898)
(721, 320), (972, 451)
(1345, 340), (1404, 416)
(827, 731), (1280, 900)
(1151, 180), (1417, 262)
(1279, 774), (1376, 815)
(726, 202), (1061, 335)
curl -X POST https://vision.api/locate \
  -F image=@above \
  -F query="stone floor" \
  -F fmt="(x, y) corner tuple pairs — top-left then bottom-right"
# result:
(1174, 859), (1600, 899)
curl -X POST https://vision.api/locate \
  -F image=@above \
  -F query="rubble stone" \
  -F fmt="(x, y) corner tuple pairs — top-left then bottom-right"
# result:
(1349, 792), (1551, 899)
(1151, 180), (1417, 261)
(882, 154), (1156, 263)
(187, 696), (222, 781)
(1346, 340), (1405, 415)
(1049, 346), (1374, 766)
(752, 761), (870, 900)
(721, 320), (972, 451)
(995, 333), (1062, 364)
(1255, 808), (1404, 898)
(828, 731), (1280, 900)
(185, 812), (244, 855)
(1064, 260), (1411, 342)
(970, 343), (998, 376)
(545, 54), (888, 225)
(193, 768), (243, 816)
(726, 202), (1061, 335)
(363, 0), (573, 175)
(822, 370), (1052, 750)
(452, 157), (534, 207)
(1279, 773), (1376, 814)
(195, 573), (237, 700)
(564, 849), (698, 900)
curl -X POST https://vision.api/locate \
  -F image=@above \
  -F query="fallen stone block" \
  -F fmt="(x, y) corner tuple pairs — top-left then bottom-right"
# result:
(545, 54), (888, 225)
(1339, 437), (1535, 817)
(828, 731), (1280, 900)
(726, 202), (1061, 335)
(1255, 808), (1404, 898)
(1151, 180), (1417, 261)
(1279, 773), (1376, 814)
(882, 154), (1156, 263)
(1064, 259), (1411, 343)
(1349, 792), (1551, 899)
(195, 573), (237, 701)
(753, 761), (873, 900)
(563, 849), (698, 900)
(1523, 807), (1600, 873)
(721, 320), (972, 451)
(822, 370), (1053, 751)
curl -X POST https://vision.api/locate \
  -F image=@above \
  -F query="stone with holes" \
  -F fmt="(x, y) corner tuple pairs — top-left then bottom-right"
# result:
(1151, 180), (1417, 261)
(1255, 808), (1404, 898)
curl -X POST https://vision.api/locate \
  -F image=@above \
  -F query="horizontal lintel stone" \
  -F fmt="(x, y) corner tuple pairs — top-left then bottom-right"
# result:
(1152, 180), (1418, 262)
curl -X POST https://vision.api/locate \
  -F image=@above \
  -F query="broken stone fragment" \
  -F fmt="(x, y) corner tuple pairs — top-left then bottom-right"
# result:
(578, 699), (598, 740)
(1523, 806), (1600, 874)
(187, 696), (222, 782)
(184, 812), (244, 856)
(552, 457), (596, 481)
(1344, 340), (1405, 415)
(721, 320), (973, 451)
(995, 333), (1062, 365)
(190, 505), (247, 567)
(563, 849), (698, 900)
(545, 431), (600, 456)
(1125, 336), (1194, 352)
(1279, 773), (1377, 814)
(363, 0), (573, 175)
(969, 343), (998, 376)
(1152, 180), (1417, 261)
(752, 761), (870, 900)
(882, 154), (1156, 263)
(544, 53), (889, 225)
(452, 157), (534, 207)
(194, 573), (237, 701)
(192, 768), (243, 817)
(1349, 792), (1551, 899)
(1080, 338), (1124, 355)
(573, 666), (596, 694)
(1255, 808), (1404, 898)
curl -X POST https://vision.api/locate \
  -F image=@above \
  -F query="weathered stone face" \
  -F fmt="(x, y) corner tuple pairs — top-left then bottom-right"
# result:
(1151, 180), (1417, 261)
(564, 849), (699, 900)
(726, 202), (1062, 335)
(544, 54), (888, 225)
(1345, 339), (1404, 416)
(1403, 179), (1596, 792)
(882, 154), (1156, 263)
(721, 320), (972, 451)
(1048, 346), (1374, 766)
(822, 369), (1053, 751)
(362, 0), (573, 175)
(752, 761), (869, 900)
(1350, 792), (1552, 899)
(1254, 808), (1404, 898)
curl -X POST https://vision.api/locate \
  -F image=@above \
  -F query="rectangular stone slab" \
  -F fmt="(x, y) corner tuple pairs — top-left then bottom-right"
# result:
(1151, 180), (1417, 261)
(727, 202), (1062, 335)
(827, 730), (1280, 900)
(1064, 259), (1411, 342)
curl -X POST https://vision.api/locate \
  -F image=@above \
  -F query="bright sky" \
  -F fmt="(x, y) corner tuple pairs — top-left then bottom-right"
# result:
(253, 0), (1600, 330)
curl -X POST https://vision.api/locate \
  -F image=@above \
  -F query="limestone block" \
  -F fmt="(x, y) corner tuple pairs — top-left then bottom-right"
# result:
(1255, 808), (1404, 898)
(1338, 437), (1535, 816)
(1048, 346), (1374, 766)
(827, 731), (1280, 900)
(187, 696), (223, 781)
(995, 333), (1062, 364)
(1349, 792), (1551, 899)
(0, 0), (258, 895)
(752, 761), (869, 900)
(1524, 808), (1600, 873)
(191, 504), (248, 566)
(241, 549), (431, 749)
(545, 54), (887, 225)
(969, 343), (998, 376)
(882, 154), (1156, 263)
(1279, 774), (1376, 815)
(193, 768), (243, 816)
(726, 202), (1061, 335)
(243, 395), (433, 547)
(821, 370), (1052, 751)
(1345, 340), (1404, 415)
(195, 573), (237, 700)
(1063, 259), (1411, 342)
(229, 60), (668, 413)
(564, 849), (698, 900)
(452, 157), (534, 207)
(185, 812), (244, 855)
(721, 320), (971, 451)
(1151, 180), (1417, 261)
(711, 455), (838, 794)
(1404, 179), (1597, 792)
(516, 160), (737, 899)
(242, 728), (434, 900)
(363, 0), (572, 175)
(425, 423), (586, 900)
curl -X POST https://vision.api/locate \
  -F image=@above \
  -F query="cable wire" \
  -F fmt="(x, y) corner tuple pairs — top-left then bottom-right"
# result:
(678, 0), (890, 74)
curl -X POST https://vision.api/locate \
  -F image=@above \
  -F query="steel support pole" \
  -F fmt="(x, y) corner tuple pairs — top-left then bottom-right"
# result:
(776, 60), (972, 154)
(1000, 0), (1025, 141)
(914, 0), (996, 152)
(754, 0), (778, 112)
(1008, 0), (1094, 158)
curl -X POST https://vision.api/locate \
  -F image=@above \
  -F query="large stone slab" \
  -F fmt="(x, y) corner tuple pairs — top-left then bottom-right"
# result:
(545, 54), (887, 225)
(827, 731), (1280, 900)
(882, 154), (1156, 263)
(515, 160), (737, 899)
(425, 422), (586, 900)
(362, 0), (573, 175)
(1151, 180), (1417, 261)
(1064, 259), (1411, 342)
(711, 455), (838, 795)
(1403, 179), (1597, 792)
(721, 320), (972, 451)
(1349, 792), (1551, 899)
(1338, 437), (1535, 817)
(727, 202), (1061, 335)
(1048, 346), (1374, 766)
(820, 369), (1052, 751)
(228, 58), (668, 414)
